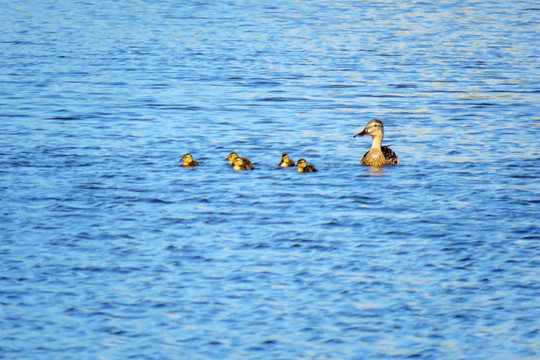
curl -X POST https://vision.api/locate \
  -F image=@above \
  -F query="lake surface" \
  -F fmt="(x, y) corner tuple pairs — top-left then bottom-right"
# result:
(1, 1), (539, 359)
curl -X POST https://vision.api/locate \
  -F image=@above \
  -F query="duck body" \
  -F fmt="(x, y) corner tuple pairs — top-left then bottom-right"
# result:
(180, 153), (200, 167)
(233, 157), (254, 171)
(298, 165), (317, 173)
(279, 153), (295, 167)
(361, 146), (399, 166)
(297, 158), (317, 173)
(354, 119), (399, 166)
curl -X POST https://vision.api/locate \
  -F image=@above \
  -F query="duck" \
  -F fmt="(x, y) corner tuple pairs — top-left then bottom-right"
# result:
(297, 158), (317, 173)
(226, 152), (253, 169)
(354, 119), (399, 166)
(180, 153), (199, 167)
(233, 157), (254, 171)
(279, 153), (295, 167)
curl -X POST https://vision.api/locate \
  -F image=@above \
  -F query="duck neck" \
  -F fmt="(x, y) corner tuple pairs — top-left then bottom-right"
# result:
(370, 134), (383, 150)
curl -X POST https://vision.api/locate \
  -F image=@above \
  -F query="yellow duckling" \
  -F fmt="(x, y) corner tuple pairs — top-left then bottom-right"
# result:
(297, 158), (317, 173)
(279, 153), (295, 167)
(226, 152), (253, 169)
(354, 119), (399, 166)
(180, 153), (199, 167)
(233, 156), (254, 171)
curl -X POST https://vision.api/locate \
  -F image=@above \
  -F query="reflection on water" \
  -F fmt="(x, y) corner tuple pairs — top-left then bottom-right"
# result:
(1, 1), (539, 359)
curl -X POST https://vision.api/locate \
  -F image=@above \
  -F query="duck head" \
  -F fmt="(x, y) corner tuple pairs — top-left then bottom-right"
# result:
(182, 153), (194, 163)
(234, 157), (244, 166)
(225, 152), (238, 164)
(354, 119), (384, 138)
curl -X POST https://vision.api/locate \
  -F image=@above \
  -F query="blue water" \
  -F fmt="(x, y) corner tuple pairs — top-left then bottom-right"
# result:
(1, 1), (539, 359)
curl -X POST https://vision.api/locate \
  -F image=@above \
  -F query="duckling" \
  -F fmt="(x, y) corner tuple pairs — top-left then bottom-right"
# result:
(233, 156), (254, 171)
(354, 119), (399, 166)
(279, 153), (295, 167)
(297, 158), (317, 173)
(180, 153), (199, 167)
(226, 152), (253, 169)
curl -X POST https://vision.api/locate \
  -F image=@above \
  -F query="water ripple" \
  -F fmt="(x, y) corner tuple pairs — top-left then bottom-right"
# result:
(1, 1), (539, 359)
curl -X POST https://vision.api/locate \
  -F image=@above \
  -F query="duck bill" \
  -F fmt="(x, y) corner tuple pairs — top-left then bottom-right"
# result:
(354, 129), (368, 137)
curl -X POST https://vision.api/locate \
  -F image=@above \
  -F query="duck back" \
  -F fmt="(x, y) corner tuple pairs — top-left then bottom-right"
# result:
(382, 146), (399, 165)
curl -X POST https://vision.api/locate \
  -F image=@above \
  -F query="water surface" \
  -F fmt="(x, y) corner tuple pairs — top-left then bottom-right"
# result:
(1, 1), (539, 359)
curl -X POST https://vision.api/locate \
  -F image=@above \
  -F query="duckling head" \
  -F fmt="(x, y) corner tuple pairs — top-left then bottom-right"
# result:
(182, 153), (194, 163)
(226, 152), (238, 165)
(281, 153), (289, 161)
(297, 158), (307, 168)
(354, 119), (384, 138)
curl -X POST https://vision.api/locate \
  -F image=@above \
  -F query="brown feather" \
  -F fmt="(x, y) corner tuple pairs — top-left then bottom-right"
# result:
(361, 146), (399, 166)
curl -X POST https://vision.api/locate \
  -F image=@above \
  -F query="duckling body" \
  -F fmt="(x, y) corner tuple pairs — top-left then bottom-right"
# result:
(279, 153), (295, 168)
(233, 157), (254, 171)
(297, 158), (317, 173)
(180, 153), (199, 167)
(354, 119), (399, 166)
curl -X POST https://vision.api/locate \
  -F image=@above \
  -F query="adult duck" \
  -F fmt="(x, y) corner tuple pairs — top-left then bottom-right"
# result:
(354, 119), (399, 166)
